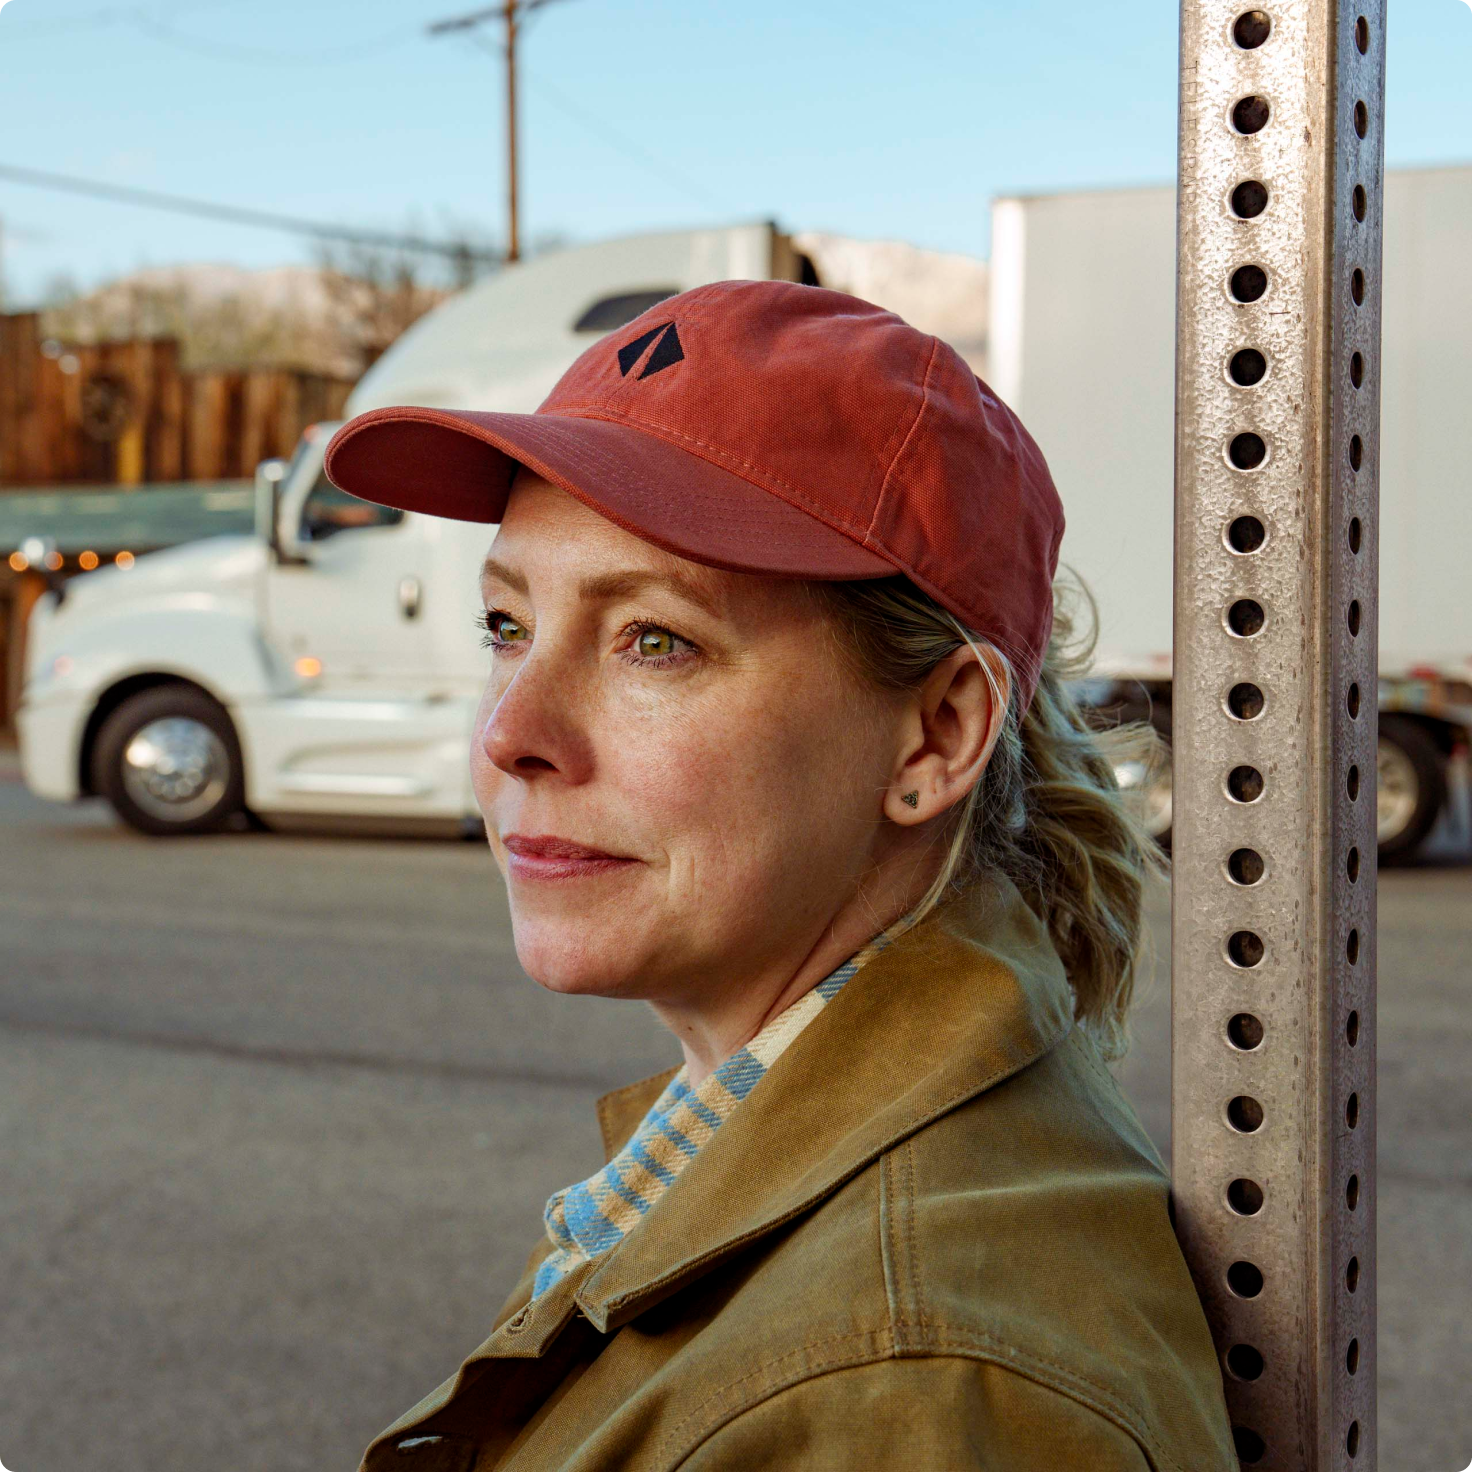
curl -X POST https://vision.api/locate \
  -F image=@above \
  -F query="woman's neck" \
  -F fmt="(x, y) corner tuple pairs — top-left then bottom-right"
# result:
(651, 848), (941, 1088)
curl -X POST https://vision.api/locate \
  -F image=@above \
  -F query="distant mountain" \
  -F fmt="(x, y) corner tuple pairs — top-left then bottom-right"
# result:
(40, 260), (452, 378)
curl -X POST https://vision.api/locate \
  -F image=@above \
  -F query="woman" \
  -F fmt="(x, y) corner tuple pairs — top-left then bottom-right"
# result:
(324, 280), (1237, 1471)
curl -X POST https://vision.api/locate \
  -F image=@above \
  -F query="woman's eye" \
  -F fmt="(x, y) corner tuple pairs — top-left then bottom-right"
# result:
(636, 629), (676, 658)
(621, 623), (696, 668)
(480, 611), (529, 648)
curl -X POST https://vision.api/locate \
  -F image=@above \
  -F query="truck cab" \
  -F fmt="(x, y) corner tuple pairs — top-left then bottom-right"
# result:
(18, 222), (816, 834)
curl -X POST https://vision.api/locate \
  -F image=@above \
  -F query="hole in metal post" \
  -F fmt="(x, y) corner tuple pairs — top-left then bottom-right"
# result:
(1228, 515), (1266, 552)
(1226, 1344), (1265, 1380)
(1348, 683), (1361, 717)
(1347, 847), (1360, 882)
(1232, 95), (1270, 134)
(1232, 180), (1269, 218)
(1352, 268), (1366, 304)
(1351, 351), (1364, 386)
(1355, 14), (1369, 52)
(1354, 99), (1368, 137)
(1350, 434), (1363, 469)
(1227, 848), (1265, 884)
(1346, 1174), (1360, 1209)
(1228, 1013), (1265, 1050)
(1228, 1178), (1264, 1215)
(1347, 1337), (1360, 1374)
(1347, 1009), (1360, 1045)
(1348, 1420), (1360, 1457)
(1348, 600), (1361, 635)
(1349, 516), (1363, 553)
(1346, 1092), (1359, 1128)
(1353, 184), (1366, 221)
(1227, 930), (1265, 968)
(1228, 600), (1265, 636)
(1347, 1255), (1360, 1291)
(1229, 433), (1267, 469)
(1233, 1427), (1267, 1464)
(1227, 683), (1265, 719)
(1347, 929), (1360, 964)
(1348, 765), (1360, 800)
(1228, 765), (1264, 802)
(1228, 1095), (1265, 1132)
(1230, 265), (1268, 302)
(1227, 1260), (1264, 1297)
(1230, 348), (1267, 385)
(1233, 9), (1271, 47)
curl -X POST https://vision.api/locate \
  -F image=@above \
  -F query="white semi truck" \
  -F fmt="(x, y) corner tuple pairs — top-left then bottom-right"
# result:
(989, 165), (1471, 859)
(17, 222), (821, 835)
(19, 176), (1469, 858)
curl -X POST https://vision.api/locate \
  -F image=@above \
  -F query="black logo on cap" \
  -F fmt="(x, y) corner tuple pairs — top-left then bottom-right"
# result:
(618, 321), (685, 380)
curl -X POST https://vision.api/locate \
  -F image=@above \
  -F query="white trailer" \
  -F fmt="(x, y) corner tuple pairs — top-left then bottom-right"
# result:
(989, 165), (1472, 858)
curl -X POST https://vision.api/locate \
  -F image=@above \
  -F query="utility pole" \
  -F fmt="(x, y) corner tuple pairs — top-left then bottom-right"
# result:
(1171, 2), (1384, 1468)
(427, 0), (573, 263)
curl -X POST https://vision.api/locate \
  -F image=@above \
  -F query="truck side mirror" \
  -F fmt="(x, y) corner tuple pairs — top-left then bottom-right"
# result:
(254, 459), (308, 566)
(255, 459), (287, 556)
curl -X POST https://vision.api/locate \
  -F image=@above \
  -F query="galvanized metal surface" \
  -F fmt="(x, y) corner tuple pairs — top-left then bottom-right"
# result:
(1171, 2), (1383, 1467)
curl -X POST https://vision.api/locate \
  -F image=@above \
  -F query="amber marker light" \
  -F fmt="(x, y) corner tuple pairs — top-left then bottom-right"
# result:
(7, 552), (27, 572)
(115, 551), (135, 568)
(44, 550), (63, 570)
(79, 550), (100, 570)
(294, 656), (323, 679)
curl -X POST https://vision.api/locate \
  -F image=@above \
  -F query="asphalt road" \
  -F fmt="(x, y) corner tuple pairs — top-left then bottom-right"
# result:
(1, 765), (1468, 1472)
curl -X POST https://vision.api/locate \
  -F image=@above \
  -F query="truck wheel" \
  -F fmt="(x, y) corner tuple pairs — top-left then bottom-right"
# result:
(92, 686), (247, 837)
(1377, 715), (1446, 864)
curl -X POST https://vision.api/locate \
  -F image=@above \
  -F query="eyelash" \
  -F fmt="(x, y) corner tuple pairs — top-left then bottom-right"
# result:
(475, 609), (697, 669)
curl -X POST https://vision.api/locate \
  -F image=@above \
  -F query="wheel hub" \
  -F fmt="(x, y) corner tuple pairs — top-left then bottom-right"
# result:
(1376, 736), (1420, 844)
(121, 717), (230, 823)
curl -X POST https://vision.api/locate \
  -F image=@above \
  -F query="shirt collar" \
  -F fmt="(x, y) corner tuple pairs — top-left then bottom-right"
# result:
(574, 872), (1076, 1333)
(533, 924), (902, 1298)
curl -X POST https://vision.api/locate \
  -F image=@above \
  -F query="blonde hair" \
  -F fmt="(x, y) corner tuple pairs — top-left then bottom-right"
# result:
(810, 573), (1167, 1062)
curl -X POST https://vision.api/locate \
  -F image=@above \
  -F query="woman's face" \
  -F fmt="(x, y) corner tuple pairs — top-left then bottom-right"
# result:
(472, 470), (908, 1006)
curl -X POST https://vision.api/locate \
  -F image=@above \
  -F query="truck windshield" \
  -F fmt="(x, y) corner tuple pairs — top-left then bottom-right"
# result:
(300, 474), (405, 541)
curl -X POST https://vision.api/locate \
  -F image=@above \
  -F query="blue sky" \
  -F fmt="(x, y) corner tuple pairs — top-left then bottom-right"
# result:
(0, 0), (1468, 304)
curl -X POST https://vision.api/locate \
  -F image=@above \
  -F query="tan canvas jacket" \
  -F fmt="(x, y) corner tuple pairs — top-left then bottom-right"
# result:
(360, 877), (1237, 1471)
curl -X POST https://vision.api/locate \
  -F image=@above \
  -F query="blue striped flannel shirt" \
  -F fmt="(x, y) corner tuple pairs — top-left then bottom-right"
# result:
(531, 925), (900, 1300)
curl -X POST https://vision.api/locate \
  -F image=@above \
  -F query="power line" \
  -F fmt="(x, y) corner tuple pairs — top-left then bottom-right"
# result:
(0, 161), (502, 264)
(519, 53), (724, 210)
(0, 0), (234, 40)
(128, 11), (420, 65)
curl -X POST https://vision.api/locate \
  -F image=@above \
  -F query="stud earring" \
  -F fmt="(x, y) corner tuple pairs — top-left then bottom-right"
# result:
(901, 791), (920, 808)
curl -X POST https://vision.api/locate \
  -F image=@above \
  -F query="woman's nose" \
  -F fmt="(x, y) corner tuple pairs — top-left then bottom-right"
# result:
(479, 656), (592, 782)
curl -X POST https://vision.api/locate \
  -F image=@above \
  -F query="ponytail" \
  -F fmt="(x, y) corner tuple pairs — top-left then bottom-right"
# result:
(812, 572), (1167, 1061)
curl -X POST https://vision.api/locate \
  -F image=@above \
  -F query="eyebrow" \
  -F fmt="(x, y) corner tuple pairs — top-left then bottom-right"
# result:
(480, 556), (724, 619)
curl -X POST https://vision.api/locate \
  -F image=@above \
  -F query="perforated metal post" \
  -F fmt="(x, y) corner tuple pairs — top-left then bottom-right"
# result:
(1171, 3), (1382, 1468)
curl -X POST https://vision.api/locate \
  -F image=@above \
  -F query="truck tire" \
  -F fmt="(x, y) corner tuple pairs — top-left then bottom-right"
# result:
(92, 686), (247, 837)
(1377, 715), (1446, 864)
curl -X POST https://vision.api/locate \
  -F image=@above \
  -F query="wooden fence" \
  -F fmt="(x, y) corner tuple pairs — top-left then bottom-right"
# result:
(0, 311), (354, 487)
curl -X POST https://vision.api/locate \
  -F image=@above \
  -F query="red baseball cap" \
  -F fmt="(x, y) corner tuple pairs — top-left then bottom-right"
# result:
(323, 279), (1065, 709)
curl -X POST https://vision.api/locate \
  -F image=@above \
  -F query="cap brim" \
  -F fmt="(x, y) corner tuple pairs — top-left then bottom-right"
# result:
(323, 405), (896, 581)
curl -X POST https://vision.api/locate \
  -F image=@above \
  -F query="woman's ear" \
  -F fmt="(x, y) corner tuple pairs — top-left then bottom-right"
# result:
(883, 643), (1010, 826)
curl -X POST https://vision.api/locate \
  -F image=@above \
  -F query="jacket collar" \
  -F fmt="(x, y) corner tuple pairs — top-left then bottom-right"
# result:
(574, 872), (1076, 1333)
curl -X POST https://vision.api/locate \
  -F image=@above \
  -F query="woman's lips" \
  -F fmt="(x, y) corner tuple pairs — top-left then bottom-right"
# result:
(500, 833), (639, 881)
